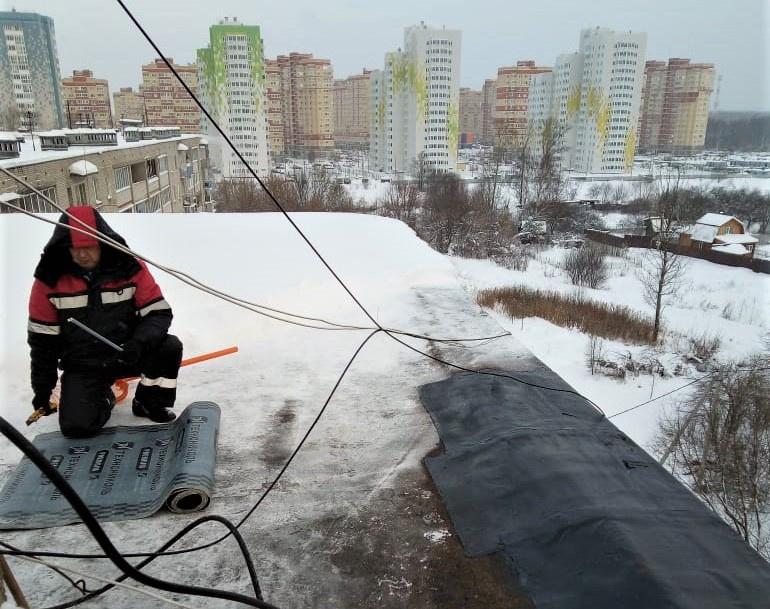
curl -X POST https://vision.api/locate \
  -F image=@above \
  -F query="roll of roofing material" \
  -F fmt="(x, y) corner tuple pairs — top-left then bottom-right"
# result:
(0, 402), (220, 530)
(166, 488), (211, 514)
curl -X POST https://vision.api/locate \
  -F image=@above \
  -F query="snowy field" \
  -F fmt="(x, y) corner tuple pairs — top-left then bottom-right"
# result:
(453, 246), (770, 450)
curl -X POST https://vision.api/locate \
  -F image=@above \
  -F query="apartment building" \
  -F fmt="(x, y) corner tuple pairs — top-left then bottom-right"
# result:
(458, 87), (481, 146)
(494, 61), (551, 150)
(333, 69), (371, 148)
(197, 17), (269, 178)
(265, 59), (285, 156)
(529, 52), (583, 163)
(0, 10), (65, 130)
(370, 22), (462, 173)
(0, 128), (210, 213)
(638, 58), (715, 154)
(142, 58), (200, 133)
(529, 27), (647, 174)
(113, 86), (144, 125)
(62, 69), (112, 129)
(273, 52), (334, 156)
(572, 28), (647, 173)
(480, 78), (496, 145)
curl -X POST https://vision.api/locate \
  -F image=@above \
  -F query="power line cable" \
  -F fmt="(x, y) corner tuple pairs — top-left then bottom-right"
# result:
(608, 364), (770, 419)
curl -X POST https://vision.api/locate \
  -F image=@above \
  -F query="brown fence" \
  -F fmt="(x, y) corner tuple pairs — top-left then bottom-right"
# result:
(584, 230), (770, 274)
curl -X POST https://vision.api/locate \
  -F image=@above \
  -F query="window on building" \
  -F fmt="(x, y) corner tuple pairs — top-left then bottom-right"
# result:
(114, 166), (131, 191)
(147, 158), (158, 180)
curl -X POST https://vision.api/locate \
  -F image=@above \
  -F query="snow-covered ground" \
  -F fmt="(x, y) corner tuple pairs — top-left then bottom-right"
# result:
(453, 246), (770, 450)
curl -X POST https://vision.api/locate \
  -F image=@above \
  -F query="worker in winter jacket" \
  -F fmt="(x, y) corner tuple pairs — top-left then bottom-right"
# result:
(27, 205), (183, 437)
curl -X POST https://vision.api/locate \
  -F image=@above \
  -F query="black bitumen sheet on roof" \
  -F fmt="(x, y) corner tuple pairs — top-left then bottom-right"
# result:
(420, 370), (770, 609)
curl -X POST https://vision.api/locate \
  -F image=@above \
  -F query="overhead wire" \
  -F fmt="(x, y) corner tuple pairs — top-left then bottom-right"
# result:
(607, 364), (770, 419)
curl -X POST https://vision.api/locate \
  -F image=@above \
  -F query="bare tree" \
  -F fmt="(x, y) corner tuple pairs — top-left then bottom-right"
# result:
(412, 151), (430, 192)
(380, 182), (420, 226)
(655, 356), (770, 559)
(421, 173), (472, 254)
(2, 103), (20, 131)
(638, 177), (688, 342)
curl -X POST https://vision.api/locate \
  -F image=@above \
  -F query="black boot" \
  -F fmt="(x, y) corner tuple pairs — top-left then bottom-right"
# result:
(132, 399), (176, 423)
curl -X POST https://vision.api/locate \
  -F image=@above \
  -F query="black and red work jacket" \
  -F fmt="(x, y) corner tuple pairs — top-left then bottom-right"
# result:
(27, 208), (172, 402)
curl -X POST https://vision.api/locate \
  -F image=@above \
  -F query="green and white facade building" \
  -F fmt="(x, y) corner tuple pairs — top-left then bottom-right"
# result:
(197, 17), (269, 178)
(370, 22), (461, 174)
(0, 10), (65, 131)
(528, 27), (647, 174)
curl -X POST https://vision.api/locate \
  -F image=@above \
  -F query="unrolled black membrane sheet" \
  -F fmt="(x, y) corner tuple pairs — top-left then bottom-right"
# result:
(420, 370), (770, 609)
(0, 402), (220, 529)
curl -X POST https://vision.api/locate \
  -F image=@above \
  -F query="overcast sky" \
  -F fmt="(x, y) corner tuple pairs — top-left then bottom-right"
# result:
(4, 0), (768, 112)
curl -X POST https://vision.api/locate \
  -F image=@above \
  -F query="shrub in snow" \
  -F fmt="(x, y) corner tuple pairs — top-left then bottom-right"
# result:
(563, 243), (608, 289)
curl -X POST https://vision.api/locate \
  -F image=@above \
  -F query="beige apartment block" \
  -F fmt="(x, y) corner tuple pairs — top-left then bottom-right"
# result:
(61, 69), (113, 129)
(638, 58), (714, 154)
(459, 87), (481, 145)
(274, 52), (334, 155)
(494, 60), (551, 150)
(265, 59), (285, 157)
(113, 86), (144, 125)
(480, 78), (496, 145)
(333, 69), (371, 148)
(142, 58), (200, 133)
(0, 131), (210, 213)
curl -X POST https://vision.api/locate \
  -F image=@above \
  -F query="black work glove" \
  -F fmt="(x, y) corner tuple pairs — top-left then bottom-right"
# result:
(117, 340), (143, 366)
(32, 393), (54, 415)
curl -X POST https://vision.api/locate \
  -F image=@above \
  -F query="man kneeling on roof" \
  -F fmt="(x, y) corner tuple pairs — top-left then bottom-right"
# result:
(27, 205), (183, 438)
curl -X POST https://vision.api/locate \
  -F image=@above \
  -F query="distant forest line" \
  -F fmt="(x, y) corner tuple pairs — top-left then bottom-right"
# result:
(705, 112), (770, 151)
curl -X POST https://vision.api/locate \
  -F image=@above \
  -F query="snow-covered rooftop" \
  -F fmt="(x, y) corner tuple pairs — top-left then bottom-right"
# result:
(696, 213), (741, 227)
(690, 223), (719, 243)
(711, 243), (750, 256)
(714, 233), (759, 245)
(0, 133), (204, 170)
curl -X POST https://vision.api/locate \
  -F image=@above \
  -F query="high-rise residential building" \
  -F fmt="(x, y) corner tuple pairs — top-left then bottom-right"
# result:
(273, 52), (334, 156)
(197, 17), (269, 178)
(113, 86), (145, 126)
(370, 22), (462, 173)
(529, 52), (582, 163)
(573, 28), (647, 173)
(333, 69), (371, 148)
(458, 87), (481, 146)
(480, 78), (496, 145)
(265, 59), (284, 157)
(529, 27), (647, 174)
(638, 58), (715, 154)
(142, 58), (200, 133)
(61, 69), (112, 129)
(494, 61), (551, 150)
(0, 10), (64, 131)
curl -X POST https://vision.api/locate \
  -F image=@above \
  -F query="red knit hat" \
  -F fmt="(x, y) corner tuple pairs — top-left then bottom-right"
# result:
(67, 206), (100, 248)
